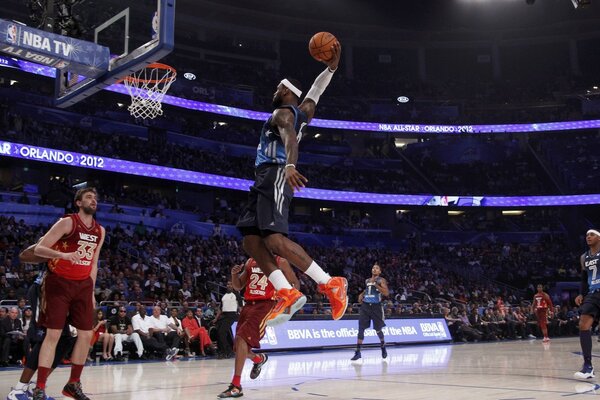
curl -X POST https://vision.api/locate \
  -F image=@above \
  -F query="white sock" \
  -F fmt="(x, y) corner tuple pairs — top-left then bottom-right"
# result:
(268, 269), (293, 290)
(305, 261), (331, 285)
(15, 382), (28, 391)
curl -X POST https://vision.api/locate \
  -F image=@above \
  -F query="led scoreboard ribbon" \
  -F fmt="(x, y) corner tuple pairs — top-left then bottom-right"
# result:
(6, 56), (600, 135)
(2, 141), (600, 207)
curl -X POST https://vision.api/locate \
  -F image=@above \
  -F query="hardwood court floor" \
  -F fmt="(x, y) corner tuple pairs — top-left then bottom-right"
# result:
(1, 337), (598, 399)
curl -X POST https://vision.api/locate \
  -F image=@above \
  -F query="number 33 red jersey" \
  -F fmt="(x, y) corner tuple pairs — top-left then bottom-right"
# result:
(47, 214), (104, 280)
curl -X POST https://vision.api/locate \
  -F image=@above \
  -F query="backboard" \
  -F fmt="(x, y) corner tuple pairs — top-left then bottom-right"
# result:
(0, 0), (175, 108)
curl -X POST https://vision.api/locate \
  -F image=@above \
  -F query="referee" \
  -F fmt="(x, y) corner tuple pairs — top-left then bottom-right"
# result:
(351, 263), (389, 361)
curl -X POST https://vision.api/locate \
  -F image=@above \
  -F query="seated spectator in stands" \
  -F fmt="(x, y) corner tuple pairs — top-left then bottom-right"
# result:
(111, 306), (144, 359)
(144, 275), (162, 299)
(16, 297), (26, 318)
(0, 307), (25, 367)
(553, 305), (576, 337)
(179, 283), (192, 302)
(443, 307), (464, 342)
(0, 307), (7, 320)
(95, 281), (112, 301)
(89, 309), (114, 361)
(182, 309), (213, 357)
(167, 307), (185, 354)
(148, 306), (179, 360)
(131, 304), (169, 360)
(504, 307), (524, 339)
(21, 307), (32, 334)
(201, 302), (217, 327)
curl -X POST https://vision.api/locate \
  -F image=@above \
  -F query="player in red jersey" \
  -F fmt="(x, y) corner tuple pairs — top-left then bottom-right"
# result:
(217, 257), (298, 398)
(31, 187), (105, 400)
(531, 284), (554, 343)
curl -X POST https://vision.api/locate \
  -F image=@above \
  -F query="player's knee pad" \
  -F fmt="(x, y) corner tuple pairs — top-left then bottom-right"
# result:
(357, 330), (365, 340)
(376, 330), (384, 340)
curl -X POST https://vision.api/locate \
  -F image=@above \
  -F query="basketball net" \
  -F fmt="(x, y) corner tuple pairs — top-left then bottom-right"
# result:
(124, 63), (177, 119)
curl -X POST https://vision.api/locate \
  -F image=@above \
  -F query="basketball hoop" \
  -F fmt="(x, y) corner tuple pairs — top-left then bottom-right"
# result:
(123, 63), (176, 119)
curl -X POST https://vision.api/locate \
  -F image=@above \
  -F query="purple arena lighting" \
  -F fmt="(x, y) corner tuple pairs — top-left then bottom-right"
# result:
(1, 140), (599, 207)
(4, 56), (600, 135)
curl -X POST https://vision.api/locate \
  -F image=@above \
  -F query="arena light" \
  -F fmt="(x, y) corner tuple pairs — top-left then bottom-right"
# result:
(448, 211), (464, 215)
(183, 72), (196, 80)
(502, 210), (526, 215)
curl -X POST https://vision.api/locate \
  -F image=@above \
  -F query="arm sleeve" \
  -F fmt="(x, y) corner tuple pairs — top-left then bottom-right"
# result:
(305, 67), (335, 105)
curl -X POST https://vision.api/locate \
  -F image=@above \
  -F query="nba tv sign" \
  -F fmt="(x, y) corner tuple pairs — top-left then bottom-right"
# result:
(0, 18), (110, 76)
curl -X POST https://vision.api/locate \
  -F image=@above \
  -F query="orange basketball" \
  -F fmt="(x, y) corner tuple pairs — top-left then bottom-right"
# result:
(309, 32), (338, 62)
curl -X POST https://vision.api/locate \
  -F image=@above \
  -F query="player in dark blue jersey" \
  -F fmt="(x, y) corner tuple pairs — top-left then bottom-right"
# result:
(574, 229), (600, 379)
(351, 263), (389, 362)
(237, 41), (348, 328)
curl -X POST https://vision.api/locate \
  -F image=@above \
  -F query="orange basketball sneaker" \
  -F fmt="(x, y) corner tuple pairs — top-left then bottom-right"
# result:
(318, 277), (348, 320)
(266, 287), (307, 327)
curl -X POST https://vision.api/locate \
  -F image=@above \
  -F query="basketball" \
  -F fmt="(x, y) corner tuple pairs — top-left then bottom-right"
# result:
(309, 32), (338, 62)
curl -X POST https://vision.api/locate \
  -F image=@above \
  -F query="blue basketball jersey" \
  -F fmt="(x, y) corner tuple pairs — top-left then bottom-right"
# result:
(363, 277), (383, 304)
(584, 250), (600, 293)
(255, 105), (309, 168)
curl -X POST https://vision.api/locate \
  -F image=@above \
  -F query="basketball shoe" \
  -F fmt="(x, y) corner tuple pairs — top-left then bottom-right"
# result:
(6, 388), (29, 400)
(574, 364), (595, 380)
(318, 277), (348, 320)
(31, 388), (47, 400)
(350, 351), (361, 361)
(250, 353), (268, 379)
(62, 382), (90, 400)
(217, 384), (243, 398)
(542, 337), (550, 343)
(266, 288), (307, 327)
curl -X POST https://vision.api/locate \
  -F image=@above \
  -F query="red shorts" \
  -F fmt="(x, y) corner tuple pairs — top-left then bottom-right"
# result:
(38, 272), (94, 331)
(536, 309), (548, 329)
(236, 300), (276, 349)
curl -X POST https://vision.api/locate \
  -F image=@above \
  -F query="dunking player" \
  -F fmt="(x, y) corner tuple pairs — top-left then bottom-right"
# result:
(6, 241), (74, 400)
(217, 257), (298, 398)
(32, 188), (105, 400)
(236, 41), (348, 326)
(531, 284), (553, 343)
(575, 229), (600, 379)
(351, 263), (389, 362)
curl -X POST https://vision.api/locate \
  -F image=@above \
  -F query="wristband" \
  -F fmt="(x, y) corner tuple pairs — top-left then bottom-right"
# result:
(285, 164), (296, 169)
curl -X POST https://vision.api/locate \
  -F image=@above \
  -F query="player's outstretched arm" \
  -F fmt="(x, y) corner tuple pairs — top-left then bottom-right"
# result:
(19, 240), (49, 264)
(300, 41), (341, 122)
(34, 217), (80, 262)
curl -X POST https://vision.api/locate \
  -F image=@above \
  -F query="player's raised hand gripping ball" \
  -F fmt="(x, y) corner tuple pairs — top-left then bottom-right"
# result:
(309, 32), (338, 62)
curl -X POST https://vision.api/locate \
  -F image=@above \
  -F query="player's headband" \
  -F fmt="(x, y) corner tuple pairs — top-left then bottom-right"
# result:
(280, 79), (302, 98)
(587, 229), (600, 236)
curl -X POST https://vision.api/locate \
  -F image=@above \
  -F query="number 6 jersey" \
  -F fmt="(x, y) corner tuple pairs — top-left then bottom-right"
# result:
(243, 257), (278, 301)
(47, 213), (104, 280)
